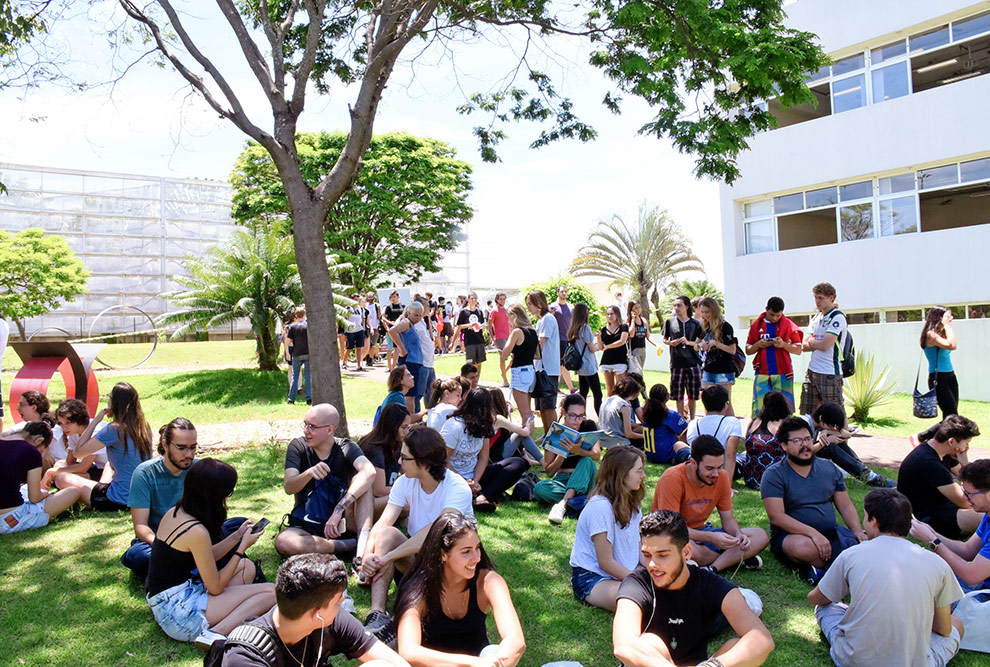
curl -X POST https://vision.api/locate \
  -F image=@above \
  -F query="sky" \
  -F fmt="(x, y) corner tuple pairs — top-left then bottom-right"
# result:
(0, 4), (724, 291)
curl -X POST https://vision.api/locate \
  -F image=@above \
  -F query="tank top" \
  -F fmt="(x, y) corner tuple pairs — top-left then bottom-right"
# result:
(511, 329), (538, 368)
(422, 576), (490, 656)
(924, 345), (953, 374)
(398, 325), (424, 364)
(630, 318), (648, 349)
(146, 513), (200, 596)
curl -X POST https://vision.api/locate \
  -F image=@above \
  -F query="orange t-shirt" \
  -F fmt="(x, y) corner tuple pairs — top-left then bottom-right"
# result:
(651, 462), (732, 529)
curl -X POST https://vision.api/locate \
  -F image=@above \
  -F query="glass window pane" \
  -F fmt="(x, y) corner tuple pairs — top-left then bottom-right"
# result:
(744, 200), (771, 218)
(952, 12), (990, 42)
(880, 173), (915, 194)
(840, 181), (873, 201)
(885, 309), (923, 322)
(43, 172), (84, 193)
(910, 26), (950, 54)
(831, 53), (865, 76)
(805, 187), (837, 208)
(880, 195), (918, 236)
(960, 157), (990, 183)
(918, 164), (959, 190)
(745, 219), (775, 254)
(832, 74), (867, 113)
(968, 304), (990, 319)
(871, 41), (906, 64)
(846, 312), (880, 324)
(840, 203), (874, 241)
(871, 62), (910, 102)
(0, 168), (42, 190)
(773, 192), (804, 214)
(805, 65), (830, 83)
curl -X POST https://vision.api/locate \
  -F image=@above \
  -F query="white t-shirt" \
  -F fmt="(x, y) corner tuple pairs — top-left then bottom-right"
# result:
(569, 494), (643, 579)
(439, 417), (484, 479)
(818, 535), (963, 667)
(0, 319), (8, 369)
(686, 414), (743, 449)
(387, 470), (474, 535)
(427, 403), (457, 431)
(536, 313), (560, 373)
(414, 319), (434, 368)
(807, 309), (847, 375)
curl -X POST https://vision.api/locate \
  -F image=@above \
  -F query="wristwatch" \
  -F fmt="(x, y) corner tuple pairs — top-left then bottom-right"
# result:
(929, 538), (942, 551)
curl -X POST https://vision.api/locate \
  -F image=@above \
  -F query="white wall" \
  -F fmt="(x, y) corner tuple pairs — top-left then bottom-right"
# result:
(644, 319), (990, 402)
(784, 0), (988, 54)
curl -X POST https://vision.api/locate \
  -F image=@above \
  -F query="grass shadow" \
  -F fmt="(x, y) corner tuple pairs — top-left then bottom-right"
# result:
(158, 368), (288, 409)
(853, 415), (907, 430)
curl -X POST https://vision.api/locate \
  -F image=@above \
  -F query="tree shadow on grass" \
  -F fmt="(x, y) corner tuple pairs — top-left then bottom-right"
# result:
(853, 415), (906, 430)
(159, 368), (287, 408)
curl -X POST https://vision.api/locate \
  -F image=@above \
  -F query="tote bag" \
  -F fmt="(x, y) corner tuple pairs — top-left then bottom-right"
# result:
(912, 355), (938, 419)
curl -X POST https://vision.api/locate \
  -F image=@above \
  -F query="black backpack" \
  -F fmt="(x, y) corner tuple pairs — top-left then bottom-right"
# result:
(825, 309), (856, 378)
(203, 620), (283, 667)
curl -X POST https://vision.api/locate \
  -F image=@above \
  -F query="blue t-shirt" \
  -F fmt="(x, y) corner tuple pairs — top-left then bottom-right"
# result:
(764, 321), (778, 375)
(643, 409), (689, 464)
(127, 457), (189, 530)
(97, 425), (149, 506)
(975, 514), (990, 587)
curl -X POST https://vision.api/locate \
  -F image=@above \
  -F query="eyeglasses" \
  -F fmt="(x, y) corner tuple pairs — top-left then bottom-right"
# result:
(963, 487), (990, 500)
(303, 422), (332, 431)
(787, 436), (814, 445)
(400, 454), (417, 463)
(171, 443), (198, 453)
(565, 412), (585, 420)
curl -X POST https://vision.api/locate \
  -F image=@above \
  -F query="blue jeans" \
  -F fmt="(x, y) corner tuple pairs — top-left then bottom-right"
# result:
(501, 433), (542, 461)
(290, 354), (311, 402)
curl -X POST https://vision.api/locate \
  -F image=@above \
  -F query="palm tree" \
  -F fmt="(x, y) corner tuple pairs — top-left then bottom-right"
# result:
(570, 203), (703, 319)
(658, 279), (725, 319)
(158, 222), (353, 371)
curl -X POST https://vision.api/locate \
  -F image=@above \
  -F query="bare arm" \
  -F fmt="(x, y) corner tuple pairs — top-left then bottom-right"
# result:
(387, 320), (410, 356)
(613, 598), (676, 667)
(370, 467), (390, 498)
(938, 481), (972, 510)
(74, 409), (110, 457)
(911, 520), (990, 585)
(131, 507), (155, 545)
(184, 522), (260, 596)
(804, 332), (837, 353)
(723, 435), (740, 482)
(928, 325), (957, 351)
(398, 603), (488, 667)
(807, 586), (833, 607)
(25, 467), (46, 504)
(472, 443), (490, 488)
(358, 640), (410, 666)
(621, 406), (643, 441)
(483, 571), (526, 666)
(500, 329), (523, 364)
(592, 531), (633, 580)
(833, 490), (865, 537)
(713, 588), (775, 666)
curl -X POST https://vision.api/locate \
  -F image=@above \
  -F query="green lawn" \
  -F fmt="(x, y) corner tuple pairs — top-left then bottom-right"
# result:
(3, 443), (985, 666)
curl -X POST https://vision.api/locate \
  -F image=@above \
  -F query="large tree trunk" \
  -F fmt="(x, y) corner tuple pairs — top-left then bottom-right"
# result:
(257, 316), (280, 371)
(14, 318), (26, 341)
(638, 287), (651, 321)
(291, 201), (349, 434)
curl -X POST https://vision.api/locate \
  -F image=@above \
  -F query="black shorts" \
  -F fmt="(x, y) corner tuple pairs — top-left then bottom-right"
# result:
(87, 464), (104, 482)
(285, 513), (357, 540)
(465, 343), (487, 364)
(90, 483), (128, 513)
(920, 506), (966, 541)
(346, 331), (366, 350)
(769, 525), (856, 567)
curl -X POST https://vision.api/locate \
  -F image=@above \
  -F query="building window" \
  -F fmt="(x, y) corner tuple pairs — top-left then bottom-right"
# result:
(885, 309), (923, 322)
(879, 195), (918, 236)
(745, 218), (775, 254)
(968, 304), (990, 319)
(840, 203), (874, 241)
(777, 209), (838, 251)
(846, 312), (881, 324)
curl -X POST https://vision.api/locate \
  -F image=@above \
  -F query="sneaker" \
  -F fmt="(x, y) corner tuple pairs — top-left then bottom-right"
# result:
(743, 555), (763, 570)
(340, 591), (356, 615)
(287, 398), (295, 404)
(805, 565), (825, 585)
(306, 399), (312, 405)
(864, 471), (897, 488)
(193, 628), (226, 651)
(548, 500), (567, 525)
(364, 610), (396, 649)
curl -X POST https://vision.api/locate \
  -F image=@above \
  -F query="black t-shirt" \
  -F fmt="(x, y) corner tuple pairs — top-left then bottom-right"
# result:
(383, 303), (405, 326)
(618, 565), (735, 665)
(457, 308), (486, 346)
(366, 446), (401, 487)
(600, 324), (629, 365)
(287, 320), (309, 356)
(897, 443), (958, 522)
(662, 317), (702, 369)
(702, 322), (737, 375)
(284, 437), (364, 511)
(220, 608), (377, 666)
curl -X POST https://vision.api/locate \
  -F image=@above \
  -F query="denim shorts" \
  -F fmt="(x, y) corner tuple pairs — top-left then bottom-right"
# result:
(600, 363), (627, 375)
(147, 579), (209, 642)
(0, 500), (50, 534)
(702, 371), (736, 386)
(571, 565), (607, 602)
(695, 522), (725, 554)
(510, 365), (536, 393)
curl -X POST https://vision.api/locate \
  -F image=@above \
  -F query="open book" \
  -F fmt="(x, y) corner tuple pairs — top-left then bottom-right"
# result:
(541, 421), (606, 458)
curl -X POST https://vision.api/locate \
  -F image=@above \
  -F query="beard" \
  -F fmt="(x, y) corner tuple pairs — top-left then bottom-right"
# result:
(652, 556), (686, 590)
(786, 451), (815, 467)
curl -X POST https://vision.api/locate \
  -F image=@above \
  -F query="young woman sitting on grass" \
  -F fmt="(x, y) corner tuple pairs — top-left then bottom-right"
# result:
(569, 444), (647, 612)
(145, 458), (275, 645)
(439, 388), (527, 513)
(740, 390), (792, 489)
(639, 384), (690, 465)
(361, 403), (413, 517)
(426, 377), (463, 431)
(57, 382), (153, 512)
(42, 398), (108, 488)
(0, 421), (81, 535)
(395, 510), (526, 667)
(487, 387), (541, 467)
(598, 377), (644, 446)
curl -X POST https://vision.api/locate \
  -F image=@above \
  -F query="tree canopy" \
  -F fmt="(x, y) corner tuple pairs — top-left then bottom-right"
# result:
(230, 132), (473, 292)
(0, 227), (89, 339)
(521, 274), (606, 332)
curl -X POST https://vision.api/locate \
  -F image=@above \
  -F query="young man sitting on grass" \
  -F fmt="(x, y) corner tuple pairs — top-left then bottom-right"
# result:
(651, 435), (769, 575)
(911, 459), (990, 595)
(802, 403), (895, 488)
(613, 510), (774, 667)
(761, 417), (866, 584)
(809, 488), (964, 667)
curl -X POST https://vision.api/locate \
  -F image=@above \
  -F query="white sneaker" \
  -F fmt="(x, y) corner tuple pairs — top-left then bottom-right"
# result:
(548, 500), (567, 525)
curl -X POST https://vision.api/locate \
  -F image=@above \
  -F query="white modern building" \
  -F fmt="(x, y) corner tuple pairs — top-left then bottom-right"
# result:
(719, 0), (990, 399)
(0, 163), (243, 339)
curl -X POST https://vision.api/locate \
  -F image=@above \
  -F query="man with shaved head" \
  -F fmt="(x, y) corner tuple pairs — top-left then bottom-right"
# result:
(275, 403), (376, 558)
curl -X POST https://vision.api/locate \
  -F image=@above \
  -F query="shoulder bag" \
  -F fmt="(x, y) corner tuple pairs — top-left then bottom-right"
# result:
(913, 352), (938, 419)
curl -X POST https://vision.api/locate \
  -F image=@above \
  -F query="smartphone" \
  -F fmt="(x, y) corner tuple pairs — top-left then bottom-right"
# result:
(251, 518), (270, 534)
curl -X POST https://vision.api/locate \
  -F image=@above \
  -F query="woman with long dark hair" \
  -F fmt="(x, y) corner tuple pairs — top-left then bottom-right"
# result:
(567, 302), (602, 416)
(920, 305), (959, 420)
(439, 388), (527, 513)
(395, 510), (525, 667)
(640, 384), (689, 465)
(487, 387), (541, 466)
(598, 305), (630, 395)
(59, 382), (153, 511)
(145, 458), (274, 644)
(740, 390), (792, 489)
(360, 403), (412, 516)
(568, 445), (646, 611)
(626, 300), (656, 371)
